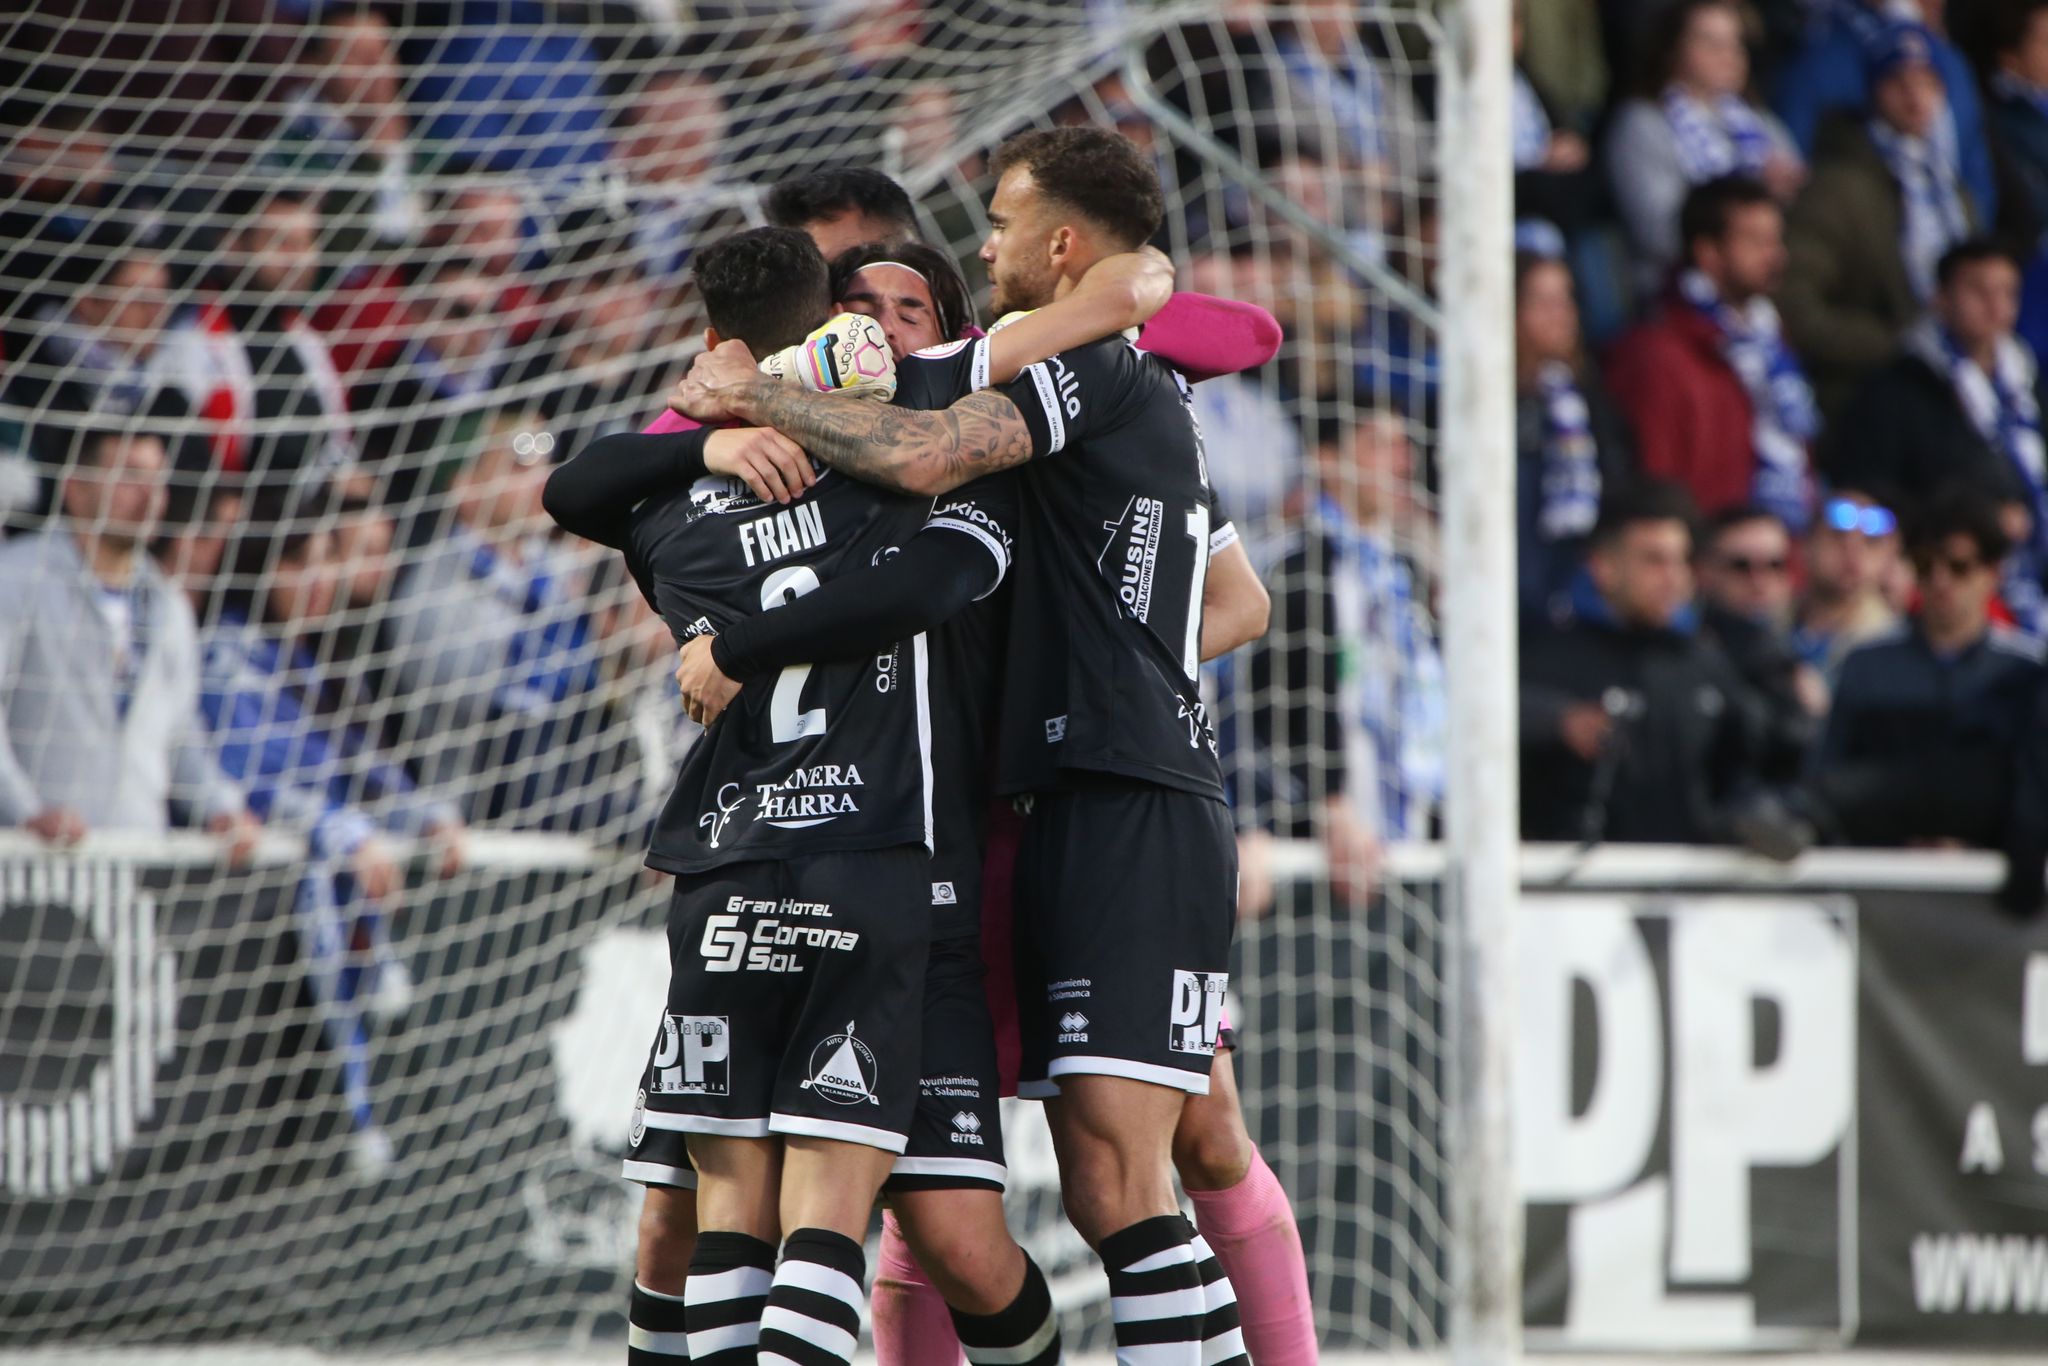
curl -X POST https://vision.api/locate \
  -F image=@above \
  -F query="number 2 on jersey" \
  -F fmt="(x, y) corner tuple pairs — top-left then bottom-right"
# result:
(759, 565), (826, 741)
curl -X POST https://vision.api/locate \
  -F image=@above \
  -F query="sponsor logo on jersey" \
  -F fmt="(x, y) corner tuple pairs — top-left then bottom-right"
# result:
(873, 647), (898, 694)
(931, 881), (957, 906)
(1044, 715), (1067, 743)
(651, 1014), (731, 1096)
(1057, 1011), (1090, 1043)
(1099, 496), (1165, 622)
(1048, 976), (1091, 1002)
(688, 474), (763, 517)
(1169, 971), (1228, 1055)
(1176, 693), (1216, 753)
(950, 1111), (986, 1146)
(698, 782), (746, 849)
(801, 1021), (880, 1105)
(921, 1072), (981, 1099)
(1048, 354), (1081, 418)
(738, 500), (828, 567)
(679, 615), (715, 642)
(700, 906), (859, 974)
(930, 498), (1015, 556)
(754, 762), (865, 828)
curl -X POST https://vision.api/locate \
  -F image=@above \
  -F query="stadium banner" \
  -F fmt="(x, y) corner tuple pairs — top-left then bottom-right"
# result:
(1517, 872), (2048, 1351)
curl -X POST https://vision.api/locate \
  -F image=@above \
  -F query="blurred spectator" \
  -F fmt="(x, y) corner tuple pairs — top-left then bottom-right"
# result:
(153, 472), (245, 625)
(763, 166), (919, 259)
(1827, 239), (2048, 626)
(0, 101), (158, 336)
(1191, 375), (1303, 565)
(199, 492), (465, 1175)
(610, 69), (730, 283)
(1517, 0), (1610, 134)
(1990, 0), (2048, 230)
(1248, 405), (1442, 860)
(352, 259), (517, 491)
(1515, 250), (1636, 622)
(384, 410), (603, 824)
(1773, 0), (1996, 220)
(1273, 3), (1395, 177)
(1694, 505), (1825, 778)
(186, 188), (359, 491)
(1513, 7), (1597, 235)
(397, 0), (612, 175)
(1796, 490), (1904, 674)
(505, 199), (677, 459)
(1606, 0), (1805, 289)
(1607, 175), (1816, 527)
(268, 7), (425, 243)
(1519, 482), (1794, 849)
(0, 425), (254, 855)
(1780, 23), (1977, 415)
(1808, 489), (2045, 847)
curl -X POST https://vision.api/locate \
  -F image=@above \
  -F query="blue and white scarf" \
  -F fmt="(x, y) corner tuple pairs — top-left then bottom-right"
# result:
(1277, 34), (1388, 164)
(1662, 86), (1773, 183)
(1534, 360), (1602, 540)
(1679, 270), (1818, 527)
(1513, 69), (1551, 169)
(1868, 118), (1970, 302)
(1908, 318), (2048, 632)
(1992, 69), (2048, 124)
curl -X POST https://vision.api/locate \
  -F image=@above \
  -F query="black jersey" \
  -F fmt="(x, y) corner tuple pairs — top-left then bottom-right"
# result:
(993, 337), (1227, 800)
(628, 459), (1008, 874)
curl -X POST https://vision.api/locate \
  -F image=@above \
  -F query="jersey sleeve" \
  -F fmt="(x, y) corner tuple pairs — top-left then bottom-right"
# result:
(895, 337), (991, 410)
(919, 469), (1020, 600)
(1205, 482), (1240, 557)
(1000, 341), (1131, 458)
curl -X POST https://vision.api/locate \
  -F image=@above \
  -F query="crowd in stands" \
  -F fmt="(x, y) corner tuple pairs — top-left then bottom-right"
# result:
(4, 0), (2048, 956)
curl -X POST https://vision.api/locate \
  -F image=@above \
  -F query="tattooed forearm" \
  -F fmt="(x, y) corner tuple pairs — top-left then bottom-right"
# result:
(725, 380), (1037, 496)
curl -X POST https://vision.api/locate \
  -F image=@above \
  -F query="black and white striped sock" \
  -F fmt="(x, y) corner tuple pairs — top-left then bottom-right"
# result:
(759, 1227), (867, 1366)
(683, 1231), (776, 1366)
(1185, 1227), (1249, 1366)
(1100, 1214), (1207, 1366)
(629, 1280), (691, 1363)
(951, 1252), (1062, 1365)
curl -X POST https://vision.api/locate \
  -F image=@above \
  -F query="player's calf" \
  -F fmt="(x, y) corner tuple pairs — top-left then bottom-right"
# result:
(890, 1188), (1061, 1366)
(629, 1184), (702, 1363)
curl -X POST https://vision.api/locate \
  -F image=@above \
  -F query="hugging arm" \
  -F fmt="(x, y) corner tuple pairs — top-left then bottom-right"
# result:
(717, 382), (1037, 497)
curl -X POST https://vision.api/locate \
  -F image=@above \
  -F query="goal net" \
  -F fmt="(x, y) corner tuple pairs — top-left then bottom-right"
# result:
(0, 0), (1478, 1355)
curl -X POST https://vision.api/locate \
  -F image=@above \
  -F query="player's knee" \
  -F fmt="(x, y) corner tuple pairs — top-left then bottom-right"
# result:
(1172, 1096), (1253, 1191)
(636, 1185), (699, 1292)
(897, 1204), (1024, 1315)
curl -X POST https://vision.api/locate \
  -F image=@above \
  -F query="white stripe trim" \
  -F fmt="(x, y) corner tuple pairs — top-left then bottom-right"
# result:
(627, 1325), (691, 1355)
(964, 1307), (1060, 1365)
(913, 631), (934, 855)
(1015, 1077), (1060, 1100)
(1117, 1342), (1209, 1366)
(888, 1153), (1008, 1188)
(690, 1264), (774, 1302)
(769, 1110), (911, 1153)
(760, 1307), (859, 1361)
(971, 336), (992, 391)
(640, 1110), (774, 1136)
(621, 1159), (698, 1189)
(1112, 1286), (1209, 1323)
(922, 517), (1010, 595)
(1047, 1054), (1212, 1095)
(1209, 521), (1239, 555)
(774, 1256), (865, 1306)
(635, 1281), (689, 1303)
(1123, 1245), (1197, 1274)
(1023, 362), (1066, 452)
(1202, 1328), (1247, 1363)
(686, 1323), (761, 1357)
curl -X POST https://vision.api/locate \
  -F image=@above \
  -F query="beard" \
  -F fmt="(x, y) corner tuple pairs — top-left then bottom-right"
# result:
(990, 263), (1055, 318)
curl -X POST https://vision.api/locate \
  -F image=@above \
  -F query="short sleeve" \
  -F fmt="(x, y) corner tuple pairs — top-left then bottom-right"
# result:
(1001, 342), (1128, 457)
(921, 470), (1020, 600)
(897, 337), (992, 411)
(1205, 482), (1240, 555)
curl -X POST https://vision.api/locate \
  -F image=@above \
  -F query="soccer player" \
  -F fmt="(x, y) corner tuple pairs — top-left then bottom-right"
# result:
(671, 127), (1265, 1366)
(765, 166), (920, 260)
(825, 242), (1318, 1366)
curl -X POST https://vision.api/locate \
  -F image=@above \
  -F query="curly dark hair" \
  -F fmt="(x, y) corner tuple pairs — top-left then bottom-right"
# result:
(691, 226), (831, 354)
(991, 126), (1163, 250)
(763, 167), (917, 241)
(829, 239), (977, 344)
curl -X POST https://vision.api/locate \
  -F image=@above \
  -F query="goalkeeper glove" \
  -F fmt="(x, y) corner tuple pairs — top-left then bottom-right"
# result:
(757, 314), (897, 401)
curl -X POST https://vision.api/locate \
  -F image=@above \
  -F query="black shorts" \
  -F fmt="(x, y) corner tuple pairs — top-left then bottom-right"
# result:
(1013, 780), (1237, 1097)
(885, 935), (1007, 1193)
(623, 847), (930, 1163)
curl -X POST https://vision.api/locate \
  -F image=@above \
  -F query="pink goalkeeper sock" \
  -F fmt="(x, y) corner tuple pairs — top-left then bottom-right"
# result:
(1187, 1146), (1318, 1364)
(872, 1210), (965, 1366)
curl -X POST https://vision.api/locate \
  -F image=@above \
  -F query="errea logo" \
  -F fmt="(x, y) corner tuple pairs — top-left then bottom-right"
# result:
(950, 1111), (986, 1146)
(1057, 1011), (1089, 1043)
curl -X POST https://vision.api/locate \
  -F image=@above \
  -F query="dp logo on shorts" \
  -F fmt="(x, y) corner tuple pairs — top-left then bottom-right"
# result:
(1169, 970), (1227, 1055)
(652, 1013), (731, 1096)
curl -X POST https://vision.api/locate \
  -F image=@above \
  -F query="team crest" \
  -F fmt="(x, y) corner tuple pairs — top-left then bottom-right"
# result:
(630, 1088), (647, 1149)
(800, 1021), (880, 1106)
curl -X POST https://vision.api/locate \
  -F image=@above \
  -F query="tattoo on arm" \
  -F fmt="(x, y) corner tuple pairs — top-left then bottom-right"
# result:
(729, 380), (1036, 495)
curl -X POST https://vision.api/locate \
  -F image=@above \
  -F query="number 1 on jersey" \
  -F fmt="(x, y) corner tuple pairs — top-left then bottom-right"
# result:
(759, 565), (826, 741)
(1182, 503), (1210, 679)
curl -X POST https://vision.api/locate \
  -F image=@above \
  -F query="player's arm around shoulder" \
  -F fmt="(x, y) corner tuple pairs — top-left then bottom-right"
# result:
(981, 247), (1174, 384)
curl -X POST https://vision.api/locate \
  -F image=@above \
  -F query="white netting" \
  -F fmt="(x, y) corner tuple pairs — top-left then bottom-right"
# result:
(0, 1), (1458, 1354)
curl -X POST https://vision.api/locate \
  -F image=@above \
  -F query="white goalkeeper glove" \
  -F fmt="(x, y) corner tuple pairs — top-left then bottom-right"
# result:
(757, 314), (898, 401)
